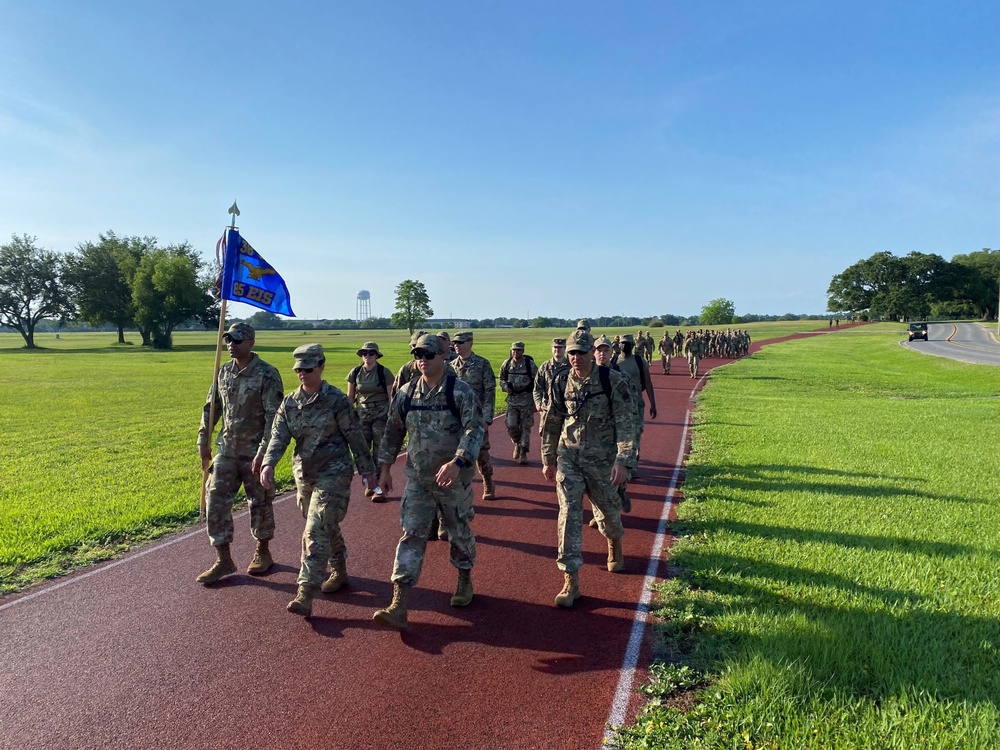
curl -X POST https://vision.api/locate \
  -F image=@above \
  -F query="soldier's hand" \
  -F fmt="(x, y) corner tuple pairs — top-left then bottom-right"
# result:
(260, 465), (274, 490)
(379, 466), (393, 494)
(362, 472), (377, 493)
(610, 463), (628, 487)
(436, 461), (460, 488)
(649, 405), (657, 420)
(542, 464), (556, 482)
(250, 454), (263, 475)
(198, 443), (212, 470)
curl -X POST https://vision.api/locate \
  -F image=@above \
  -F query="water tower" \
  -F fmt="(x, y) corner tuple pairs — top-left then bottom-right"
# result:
(356, 290), (371, 323)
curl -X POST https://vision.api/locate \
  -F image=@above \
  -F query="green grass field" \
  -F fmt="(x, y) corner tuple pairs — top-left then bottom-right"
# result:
(613, 323), (1000, 748)
(0, 320), (830, 593)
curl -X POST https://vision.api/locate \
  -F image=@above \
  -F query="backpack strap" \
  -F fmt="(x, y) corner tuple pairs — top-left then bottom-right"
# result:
(375, 362), (387, 391)
(401, 374), (461, 421)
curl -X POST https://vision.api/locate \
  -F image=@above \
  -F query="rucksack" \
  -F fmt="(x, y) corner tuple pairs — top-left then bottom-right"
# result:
(401, 374), (461, 420)
(501, 354), (535, 394)
(349, 362), (388, 391)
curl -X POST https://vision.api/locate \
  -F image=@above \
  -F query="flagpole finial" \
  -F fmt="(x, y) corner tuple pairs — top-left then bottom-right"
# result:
(228, 201), (240, 229)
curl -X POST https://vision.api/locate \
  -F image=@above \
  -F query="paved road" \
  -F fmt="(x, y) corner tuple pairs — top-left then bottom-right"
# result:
(902, 322), (1000, 366)
(0, 326), (858, 750)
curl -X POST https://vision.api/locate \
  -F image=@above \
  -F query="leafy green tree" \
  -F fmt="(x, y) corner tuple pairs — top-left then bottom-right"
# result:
(828, 250), (956, 321)
(699, 298), (735, 326)
(950, 248), (1000, 320)
(131, 243), (215, 349)
(64, 232), (152, 344)
(359, 316), (392, 329)
(247, 310), (283, 329)
(390, 280), (433, 334)
(0, 234), (71, 348)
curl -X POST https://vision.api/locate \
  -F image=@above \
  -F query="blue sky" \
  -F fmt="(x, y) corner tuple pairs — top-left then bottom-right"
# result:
(2, 1), (998, 321)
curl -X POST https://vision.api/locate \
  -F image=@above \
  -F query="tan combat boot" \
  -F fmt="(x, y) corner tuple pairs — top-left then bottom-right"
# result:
(554, 571), (581, 608)
(512, 445), (520, 460)
(321, 559), (349, 594)
(196, 543), (237, 584)
(450, 569), (474, 607)
(246, 540), (273, 575)
(482, 476), (496, 501)
(286, 584), (316, 616)
(607, 538), (624, 572)
(518, 446), (528, 465)
(373, 583), (410, 630)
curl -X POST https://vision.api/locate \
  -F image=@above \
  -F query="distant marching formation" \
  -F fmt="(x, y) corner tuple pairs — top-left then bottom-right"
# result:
(196, 320), (750, 629)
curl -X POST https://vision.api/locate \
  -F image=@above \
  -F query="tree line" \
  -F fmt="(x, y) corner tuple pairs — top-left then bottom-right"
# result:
(827, 248), (1000, 321)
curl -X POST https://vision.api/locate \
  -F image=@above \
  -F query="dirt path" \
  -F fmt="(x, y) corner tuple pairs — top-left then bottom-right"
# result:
(0, 326), (855, 750)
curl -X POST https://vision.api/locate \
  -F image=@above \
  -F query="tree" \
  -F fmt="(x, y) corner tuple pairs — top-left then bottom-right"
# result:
(0, 234), (71, 348)
(131, 243), (215, 349)
(950, 248), (1000, 320)
(246, 310), (283, 330)
(390, 280), (433, 334)
(64, 232), (152, 344)
(827, 250), (954, 321)
(700, 298), (735, 326)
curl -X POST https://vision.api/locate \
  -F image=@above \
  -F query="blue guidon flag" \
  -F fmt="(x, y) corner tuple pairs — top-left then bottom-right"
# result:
(218, 228), (295, 317)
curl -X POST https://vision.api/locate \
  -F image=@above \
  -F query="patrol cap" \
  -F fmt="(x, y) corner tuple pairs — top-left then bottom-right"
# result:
(437, 330), (451, 341)
(576, 318), (591, 331)
(552, 338), (566, 347)
(594, 334), (613, 348)
(356, 341), (383, 358)
(409, 330), (428, 347)
(293, 343), (325, 369)
(223, 322), (255, 343)
(453, 331), (474, 343)
(511, 341), (525, 350)
(566, 329), (594, 354)
(621, 334), (635, 344)
(411, 333), (446, 355)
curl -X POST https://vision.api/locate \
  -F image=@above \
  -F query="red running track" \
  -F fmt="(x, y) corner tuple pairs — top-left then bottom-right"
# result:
(0, 328), (851, 750)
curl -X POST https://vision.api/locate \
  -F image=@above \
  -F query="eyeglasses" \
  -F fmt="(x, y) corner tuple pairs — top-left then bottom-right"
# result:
(359, 350), (376, 356)
(412, 349), (438, 360)
(567, 350), (589, 356)
(294, 367), (315, 374)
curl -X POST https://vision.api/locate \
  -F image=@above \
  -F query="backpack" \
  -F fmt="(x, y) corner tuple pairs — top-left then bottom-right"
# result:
(501, 354), (535, 395)
(349, 362), (388, 391)
(553, 365), (614, 416)
(401, 374), (461, 420)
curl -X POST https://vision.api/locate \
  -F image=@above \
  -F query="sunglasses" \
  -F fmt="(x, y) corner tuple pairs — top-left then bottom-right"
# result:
(412, 349), (438, 360)
(294, 367), (315, 374)
(359, 350), (377, 356)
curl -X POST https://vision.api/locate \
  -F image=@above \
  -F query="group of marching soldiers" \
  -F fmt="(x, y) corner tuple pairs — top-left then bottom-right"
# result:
(194, 318), (749, 628)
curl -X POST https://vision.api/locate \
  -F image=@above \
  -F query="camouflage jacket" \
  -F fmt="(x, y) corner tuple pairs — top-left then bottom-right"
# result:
(541, 364), (635, 467)
(449, 352), (496, 423)
(533, 356), (570, 412)
(263, 381), (375, 483)
(499, 355), (538, 407)
(197, 353), (284, 460)
(378, 375), (484, 483)
(615, 354), (648, 411)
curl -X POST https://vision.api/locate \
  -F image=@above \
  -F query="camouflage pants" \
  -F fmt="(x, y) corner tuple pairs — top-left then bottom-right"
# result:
(505, 402), (534, 451)
(476, 428), (493, 480)
(688, 354), (700, 377)
(633, 399), (646, 469)
(295, 471), (354, 587)
(661, 353), (671, 374)
(555, 453), (623, 573)
(205, 454), (275, 547)
(358, 408), (389, 472)
(391, 472), (476, 586)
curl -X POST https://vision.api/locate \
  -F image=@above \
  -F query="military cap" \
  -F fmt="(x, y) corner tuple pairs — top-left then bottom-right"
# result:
(566, 329), (594, 354)
(511, 341), (525, 350)
(409, 330), (428, 346)
(575, 318), (592, 332)
(594, 334), (613, 348)
(223, 322), (255, 342)
(356, 341), (383, 358)
(411, 332), (446, 355)
(453, 330), (474, 343)
(621, 334), (635, 344)
(293, 343), (325, 369)
(552, 338), (566, 347)
(437, 330), (451, 341)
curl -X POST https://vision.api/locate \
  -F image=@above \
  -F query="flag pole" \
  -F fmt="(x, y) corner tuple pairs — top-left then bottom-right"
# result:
(200, 202), (240, 520)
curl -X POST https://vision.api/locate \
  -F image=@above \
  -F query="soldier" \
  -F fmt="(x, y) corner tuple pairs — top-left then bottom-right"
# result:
(437, 330), (458, 363)
(373, 333), (485, 630)
(390, 330), (426, 399)
(576, 318), (592, 332)
(610, 334), (622, 364)
(684, 332), (705, 378)
(260, 344), (376, 617)
(196, 322), (284, 585)
(593, 334), (634, 515)
(658, 331), (672, 375)
(499, 341), (538, 464)
(616, 333), (657, 475)
(450, 330), (497, 500)
(541, 329), (635, 608)
(346, 341), (392, 501)
(533, 337), (569, 437)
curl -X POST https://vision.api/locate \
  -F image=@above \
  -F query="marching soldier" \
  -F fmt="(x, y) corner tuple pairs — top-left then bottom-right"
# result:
(450, 330), (497, 500)
(499, 341), (538, 463)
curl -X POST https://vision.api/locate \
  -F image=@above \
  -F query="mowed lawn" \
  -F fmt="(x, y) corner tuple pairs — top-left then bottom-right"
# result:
(0, 320), (828, 593)
(615, 324), (1000, 749)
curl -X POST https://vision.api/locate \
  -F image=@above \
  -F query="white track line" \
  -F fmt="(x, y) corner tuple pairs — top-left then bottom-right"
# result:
(602, 405), (693, 746)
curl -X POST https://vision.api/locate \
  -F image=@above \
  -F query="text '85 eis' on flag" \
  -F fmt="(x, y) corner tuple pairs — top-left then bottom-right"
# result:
(219, 228), (295, 317)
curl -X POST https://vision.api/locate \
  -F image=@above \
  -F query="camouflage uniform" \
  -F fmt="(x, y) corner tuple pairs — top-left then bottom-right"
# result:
(542, 334), (635, 574)
(615, 337), (650, 468)
(263, 365), (375, 589)
(684, 334), (704, 378)
(346, 342), (391, 478)
(379, 359), (485, 586)
(449, 332), (496, 484)
(658, 333), (672, 374)
(198, 348), (283, 548)
(499, 343), (538, 457)
(532, 338), (569, 436)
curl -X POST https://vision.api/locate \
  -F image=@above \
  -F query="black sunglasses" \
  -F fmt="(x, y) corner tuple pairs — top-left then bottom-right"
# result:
(412, 349), (438, 360)
(294, 367), (315, 374)
(359, 350), (376, 356)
